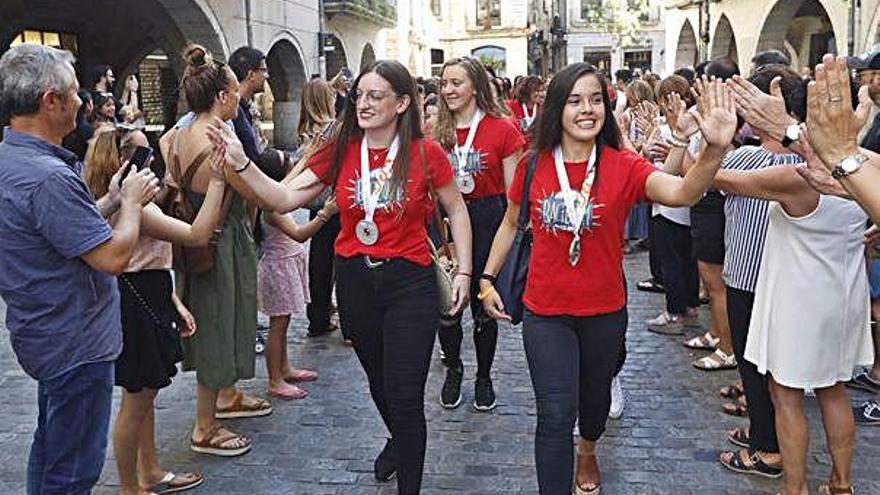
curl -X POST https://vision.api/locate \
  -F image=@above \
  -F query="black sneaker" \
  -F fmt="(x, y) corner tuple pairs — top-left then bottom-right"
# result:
(845, 372), (880, 394)
(854, 400), (880, 426)
(440, 361), (463, 409)
(473, 377), (496, 412)
(373, 438), (396, 482)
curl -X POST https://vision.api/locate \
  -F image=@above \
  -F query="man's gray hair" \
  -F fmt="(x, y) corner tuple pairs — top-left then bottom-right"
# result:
(0, 43), (77, 121)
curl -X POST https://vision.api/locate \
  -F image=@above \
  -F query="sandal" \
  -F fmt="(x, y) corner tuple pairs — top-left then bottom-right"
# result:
(284, 368), (318, 383)
(693, 349), (737, 371)
(267, 383), (309, 400)
(818, 482), (854, 494)
(722, 396), (749, 417)
(145, 471), (204, 494)
(190, 424), (252, 457)
(575, 451), (601, 495)
(215, 393), (272, 419)
(719, 448), (783, 479)
(683, 331), (720, 350)
(727, 427), (750, 448)
(719, 382), (744, 399)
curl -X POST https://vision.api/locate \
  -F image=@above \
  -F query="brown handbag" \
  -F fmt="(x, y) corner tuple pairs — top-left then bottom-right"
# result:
(419, 142), (457, 315)
(161, 130), (231, 274)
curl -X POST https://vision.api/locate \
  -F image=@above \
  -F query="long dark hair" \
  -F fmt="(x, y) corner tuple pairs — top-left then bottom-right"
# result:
(434, 57), (508, 150)
(534, 63), (621, 153)
(327, 60), (422, 198)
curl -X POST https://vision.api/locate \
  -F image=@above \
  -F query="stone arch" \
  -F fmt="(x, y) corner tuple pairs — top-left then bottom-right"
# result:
(360, 43), (376, 71)
(711, 14), (738, 63)
(265, 37), (307, 150)
(675, 20), (698, 68)
(756, 0), (836, 69)
(325, 33), (349, 80)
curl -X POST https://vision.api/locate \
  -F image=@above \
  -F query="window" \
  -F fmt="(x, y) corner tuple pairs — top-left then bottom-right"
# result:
(431, 0), (441, 17)
(580, 0), (602, 23)
(624, 50), (652, 72)
(430, 49), (445, 77)
(583, 50), (611, 77)
(472, 45), (506, 76)
(477, 0), (501, 29)
(10, 30), (78, 55)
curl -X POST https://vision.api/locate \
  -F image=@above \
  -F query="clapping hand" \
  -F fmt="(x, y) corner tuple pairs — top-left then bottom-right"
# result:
(806, 54), (873, 169)
(727, 74), (795, 142)
(692, 76), (737, 148)
(662, 92), (699, 140)
(120, 166), (160, 207)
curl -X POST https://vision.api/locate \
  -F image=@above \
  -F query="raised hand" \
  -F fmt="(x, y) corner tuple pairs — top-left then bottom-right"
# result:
(794, 128), (849, 198)
(120, 167), (160, 207)
(205, 116), (249, 171)
(662, 92), (699, 139)
(806, 54), (873, 169)
(727, 74), (796, 141)
(692, 76), (737, 148)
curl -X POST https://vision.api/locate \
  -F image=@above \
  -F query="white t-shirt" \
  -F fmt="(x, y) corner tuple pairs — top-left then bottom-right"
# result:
(651, 124), (693, 226)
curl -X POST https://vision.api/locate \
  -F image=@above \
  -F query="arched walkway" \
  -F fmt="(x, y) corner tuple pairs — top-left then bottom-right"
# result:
(265, 39), (307, 150)
(711, 15), (738, 63)
(675, 20), (698, 68)
(360, 43), (376, 71)
(325, 34), (348, 80)
(757, 0), (836, 69)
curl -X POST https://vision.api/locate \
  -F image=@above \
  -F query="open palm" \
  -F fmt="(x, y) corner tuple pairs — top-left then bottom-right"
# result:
(692, 77), (737, 147)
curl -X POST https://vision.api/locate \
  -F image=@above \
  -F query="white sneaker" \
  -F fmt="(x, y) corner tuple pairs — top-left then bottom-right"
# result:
(609, 376), (624, 419)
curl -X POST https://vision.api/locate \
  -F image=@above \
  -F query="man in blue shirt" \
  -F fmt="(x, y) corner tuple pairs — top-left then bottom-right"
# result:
(0, 44), (158, 494)
(228, 46), (268, 160)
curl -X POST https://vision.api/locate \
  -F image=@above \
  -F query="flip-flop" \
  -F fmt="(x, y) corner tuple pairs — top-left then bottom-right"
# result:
(267, 384), (308, 400)
(284, 369), (318, 383)
(727, 427), (750, 448)
(722, 399), (749, 417)
(719, 383), (744, 399)
(146, 471), (205, 494)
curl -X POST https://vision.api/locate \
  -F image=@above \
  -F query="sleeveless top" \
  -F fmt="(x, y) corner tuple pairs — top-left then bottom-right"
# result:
(260, 214), (305, 259)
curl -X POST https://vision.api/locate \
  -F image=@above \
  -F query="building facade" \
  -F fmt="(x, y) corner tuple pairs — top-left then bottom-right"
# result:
(377, 0), (444, 78)
(565, 0), (666, 77)
(665, 0), (880, 75)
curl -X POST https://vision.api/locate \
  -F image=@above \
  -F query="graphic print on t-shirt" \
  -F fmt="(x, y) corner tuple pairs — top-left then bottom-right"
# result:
(447, 148), (485, 177)
(349, 168), (406, 214)
(538, 188), (602, 234)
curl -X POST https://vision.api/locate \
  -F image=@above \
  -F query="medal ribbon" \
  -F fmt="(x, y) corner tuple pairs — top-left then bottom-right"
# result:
(453, 108), (483, 176)
(521, 103), (536, 128)
(552, 145), (597, 256)
(359, 134), (400, 223)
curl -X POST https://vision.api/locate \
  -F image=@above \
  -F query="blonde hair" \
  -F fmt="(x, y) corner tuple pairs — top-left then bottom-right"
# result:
(433, 57), (508, 151)
(83, 128), (121, 199)
(297, 79), (335, 137)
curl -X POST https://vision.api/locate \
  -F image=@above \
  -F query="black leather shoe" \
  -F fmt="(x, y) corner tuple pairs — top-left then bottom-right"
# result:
(374, 438), (396, 482)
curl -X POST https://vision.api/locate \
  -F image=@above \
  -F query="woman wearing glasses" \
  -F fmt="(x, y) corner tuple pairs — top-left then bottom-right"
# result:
(205, 60), (473, 495)
(432, 56), (524, 411)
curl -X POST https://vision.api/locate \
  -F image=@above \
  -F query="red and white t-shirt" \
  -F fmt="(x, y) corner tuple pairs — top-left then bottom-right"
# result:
(507, 146), (656, 316)
(449, 115), (525, 200)
(309, 136), (454, 266)
(506, 99), (541, 134)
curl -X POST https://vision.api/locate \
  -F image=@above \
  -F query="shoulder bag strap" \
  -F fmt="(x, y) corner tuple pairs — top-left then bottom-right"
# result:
(420, 141), (453, 259)
(516, 152), (539, 232)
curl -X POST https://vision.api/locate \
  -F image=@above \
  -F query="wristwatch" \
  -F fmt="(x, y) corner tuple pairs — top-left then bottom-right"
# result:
(831, 153), (868, 180)
(780, 123), (800, 148)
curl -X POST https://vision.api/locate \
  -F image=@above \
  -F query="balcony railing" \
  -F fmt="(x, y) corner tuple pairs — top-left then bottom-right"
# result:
(323, 0), (397, 29)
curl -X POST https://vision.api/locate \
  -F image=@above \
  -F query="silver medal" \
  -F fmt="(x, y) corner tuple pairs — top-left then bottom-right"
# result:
(456, 174), (475, 194)
(568, 236), (581, 266)
(356, 219), (379, 246)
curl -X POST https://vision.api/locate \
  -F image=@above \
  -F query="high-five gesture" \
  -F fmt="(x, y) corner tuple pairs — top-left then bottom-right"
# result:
(205, 117), (250, 171)
(727, 74), (796, 141)
(692, 76), (737, 148)
(806, 54), (873, 169)
(662, 91), (699, 140)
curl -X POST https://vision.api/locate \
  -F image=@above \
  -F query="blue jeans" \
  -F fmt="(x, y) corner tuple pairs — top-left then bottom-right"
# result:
(27, 361), (114, 495)
(522, 308), (627, 495)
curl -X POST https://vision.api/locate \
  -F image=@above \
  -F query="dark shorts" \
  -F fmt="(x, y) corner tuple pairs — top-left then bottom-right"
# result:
(690, 192), (725, 265)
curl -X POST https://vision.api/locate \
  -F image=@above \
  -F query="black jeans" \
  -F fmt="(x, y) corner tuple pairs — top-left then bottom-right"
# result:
(727, 286), (780, 453)
(522, 308), (628, 495)
(335, 256), (438, 495)
(439, 195), (505, 378)
(648, 215), (664, 285)
(307, 211), (341, 335)
(655, 215), (700, 314)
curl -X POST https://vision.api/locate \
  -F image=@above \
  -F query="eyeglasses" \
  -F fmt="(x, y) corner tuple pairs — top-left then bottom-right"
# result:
(350, 89), (394, 105)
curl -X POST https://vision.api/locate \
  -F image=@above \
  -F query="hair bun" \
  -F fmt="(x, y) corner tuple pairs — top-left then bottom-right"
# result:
(183, 44), (210, 68)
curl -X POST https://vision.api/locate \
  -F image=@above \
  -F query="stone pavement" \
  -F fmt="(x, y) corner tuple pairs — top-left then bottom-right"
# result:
(0, 251), (878, 494)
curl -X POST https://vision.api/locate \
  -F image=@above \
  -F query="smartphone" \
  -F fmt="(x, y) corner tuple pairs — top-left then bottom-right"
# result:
(118, 145), (153, 188)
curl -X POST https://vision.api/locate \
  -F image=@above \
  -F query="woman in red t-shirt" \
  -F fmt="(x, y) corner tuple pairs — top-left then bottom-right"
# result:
(206, 60), (473, 495)
(432, 57), (525, 412)
(478, 64), (737, 494)
(506, 75), (546, 136)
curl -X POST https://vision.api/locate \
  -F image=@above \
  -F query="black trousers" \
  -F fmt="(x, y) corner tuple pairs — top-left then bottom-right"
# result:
(307, 211), (341, 335)
(648, 215), (664, 285)
(727, 286), (780, 453)
(522, 308), (627, 495)
(655, 215), (700, 314)
(335, 256), (438, 495)
(439, 195), (505, 378)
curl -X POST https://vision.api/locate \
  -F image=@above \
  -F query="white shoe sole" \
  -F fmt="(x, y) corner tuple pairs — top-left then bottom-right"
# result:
(473, 400), (496, 412)
(190, 443), (251, 457)
(575, 484), (601, 495)
(214, 407), (273, 419)
(440, 395), (462, 409)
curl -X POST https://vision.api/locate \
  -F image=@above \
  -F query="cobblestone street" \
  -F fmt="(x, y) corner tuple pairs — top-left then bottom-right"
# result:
(0, 251), (878, 494)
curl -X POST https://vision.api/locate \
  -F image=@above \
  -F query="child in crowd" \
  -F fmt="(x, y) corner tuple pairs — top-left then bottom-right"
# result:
(254, 149), (338, 399)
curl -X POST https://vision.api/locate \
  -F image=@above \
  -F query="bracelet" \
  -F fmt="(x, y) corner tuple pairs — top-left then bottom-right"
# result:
(477, 286), (496, 301)
(667, 135), (690, 148)
(455, 272), (471, 278)
(479, 273), (497, 284)
(234, 160), (251, 174)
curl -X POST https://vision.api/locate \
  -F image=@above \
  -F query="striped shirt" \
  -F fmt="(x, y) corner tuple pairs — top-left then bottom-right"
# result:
(722, 146), (803, 292)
